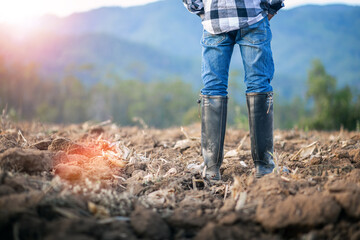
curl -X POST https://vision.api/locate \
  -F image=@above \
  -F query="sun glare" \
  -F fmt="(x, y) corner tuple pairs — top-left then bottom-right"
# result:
(0, 2), (46, 25)
(0, 0), (160, 25)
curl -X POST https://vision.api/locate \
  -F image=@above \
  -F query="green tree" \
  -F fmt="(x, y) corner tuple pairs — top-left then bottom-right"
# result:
(306, 59), (359, 130)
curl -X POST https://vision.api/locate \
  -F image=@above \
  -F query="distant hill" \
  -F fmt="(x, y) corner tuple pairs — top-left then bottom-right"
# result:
(1, 1), (359, 99)
(0, 30), (197, 84)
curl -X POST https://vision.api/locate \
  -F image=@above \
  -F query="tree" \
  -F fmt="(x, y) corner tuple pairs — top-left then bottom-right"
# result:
(306, 59), (359, 130)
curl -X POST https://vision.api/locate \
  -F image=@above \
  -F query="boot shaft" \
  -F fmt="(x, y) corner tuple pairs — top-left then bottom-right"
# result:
(246, 92), (274, 177)
(201, 95), (228, 180)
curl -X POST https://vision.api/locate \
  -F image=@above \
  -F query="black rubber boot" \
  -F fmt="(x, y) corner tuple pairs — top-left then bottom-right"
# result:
(246, 92), (275, 178)
(201, 95), (228, 181)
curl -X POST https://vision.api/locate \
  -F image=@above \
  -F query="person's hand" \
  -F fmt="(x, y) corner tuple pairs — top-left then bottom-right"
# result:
(268, 14), (274, 21)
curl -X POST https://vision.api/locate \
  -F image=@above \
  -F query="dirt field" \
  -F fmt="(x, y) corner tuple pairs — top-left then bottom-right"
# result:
(0, 121), (359, 240)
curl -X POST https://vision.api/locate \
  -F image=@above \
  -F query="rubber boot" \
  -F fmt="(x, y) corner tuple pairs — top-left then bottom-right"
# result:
(201, 95), (228, 181)
(246, 92), (275, 178)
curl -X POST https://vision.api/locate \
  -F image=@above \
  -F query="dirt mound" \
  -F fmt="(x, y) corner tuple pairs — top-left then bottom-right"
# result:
(0, 122), (359, 239)
(0, 148), (52, 174)
(256, 193), (341, 231)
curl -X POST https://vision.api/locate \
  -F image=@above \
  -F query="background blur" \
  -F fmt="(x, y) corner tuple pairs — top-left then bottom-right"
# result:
(0, 0), (359, 130)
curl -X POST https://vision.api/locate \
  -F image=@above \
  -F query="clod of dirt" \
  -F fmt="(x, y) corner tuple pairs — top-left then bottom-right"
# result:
(125, 163), (147, 176)
(44, 219), (98, 240)
(219, 198), (236, 212)
(146, 188), (176, 208)
(327, 182), (360, 219)
(0, 190), (44, 217)
(0, 185), (15, 196)
(0, 148), (53, 174)
(194, 222), (222, 240)
(0, 135), (18, 153)
(346, 169), (360, 183)
(55, 164), (83, 181)
(349, 149), (360, 162)
(48, 137), (73, 151)
(168, 208), (207, 229)
(52, 151), (68, 165)
(256, 193), (341, 231)
(309, 155), (323, 165)
(32, 139), (53, 150)
(194, 221), (273, 240)
(130, 205), (171, 240)
(3, 176), (27, 193)
(89, 126), (105, 135)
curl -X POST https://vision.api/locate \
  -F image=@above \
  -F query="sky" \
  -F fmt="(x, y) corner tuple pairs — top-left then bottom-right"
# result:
(0, 0), (359, 24)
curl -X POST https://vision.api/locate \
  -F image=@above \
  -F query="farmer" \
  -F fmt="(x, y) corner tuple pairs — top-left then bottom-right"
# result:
(183, 0), (284, 180)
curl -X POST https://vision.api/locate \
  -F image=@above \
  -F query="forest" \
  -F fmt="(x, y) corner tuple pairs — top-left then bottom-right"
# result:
(0, 55), (359, 131)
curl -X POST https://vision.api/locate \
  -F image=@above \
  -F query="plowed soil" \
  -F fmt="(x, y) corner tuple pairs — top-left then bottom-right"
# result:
(0, 121), (359, 240)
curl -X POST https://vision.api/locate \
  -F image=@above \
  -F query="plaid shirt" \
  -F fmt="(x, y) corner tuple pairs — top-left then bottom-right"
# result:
(183, 0), (284, 34)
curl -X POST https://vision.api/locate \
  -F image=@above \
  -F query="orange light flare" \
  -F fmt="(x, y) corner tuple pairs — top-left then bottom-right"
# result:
(54, 137), (131, 182)
(93, 138), (130, 169)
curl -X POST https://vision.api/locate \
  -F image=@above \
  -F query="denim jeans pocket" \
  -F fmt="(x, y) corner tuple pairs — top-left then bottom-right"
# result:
(242, 18), (270, 45)
(201, 29), (226, 46)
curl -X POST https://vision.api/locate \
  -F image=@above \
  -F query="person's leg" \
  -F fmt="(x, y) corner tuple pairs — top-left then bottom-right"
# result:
(201, 30), (234, 96)
(238, 18), (275, 178)
(200, 30), (234, 180)
(238, 17), (274, 94)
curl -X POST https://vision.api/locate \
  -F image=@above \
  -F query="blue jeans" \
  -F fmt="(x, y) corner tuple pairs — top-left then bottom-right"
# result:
(201, 17), (274, 96)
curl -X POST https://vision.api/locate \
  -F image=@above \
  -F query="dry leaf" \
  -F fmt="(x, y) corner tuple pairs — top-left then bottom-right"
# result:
(290, 141), (318, 161)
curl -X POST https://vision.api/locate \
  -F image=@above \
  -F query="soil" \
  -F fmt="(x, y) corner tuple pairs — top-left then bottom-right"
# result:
(0, 121), (359, 240)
